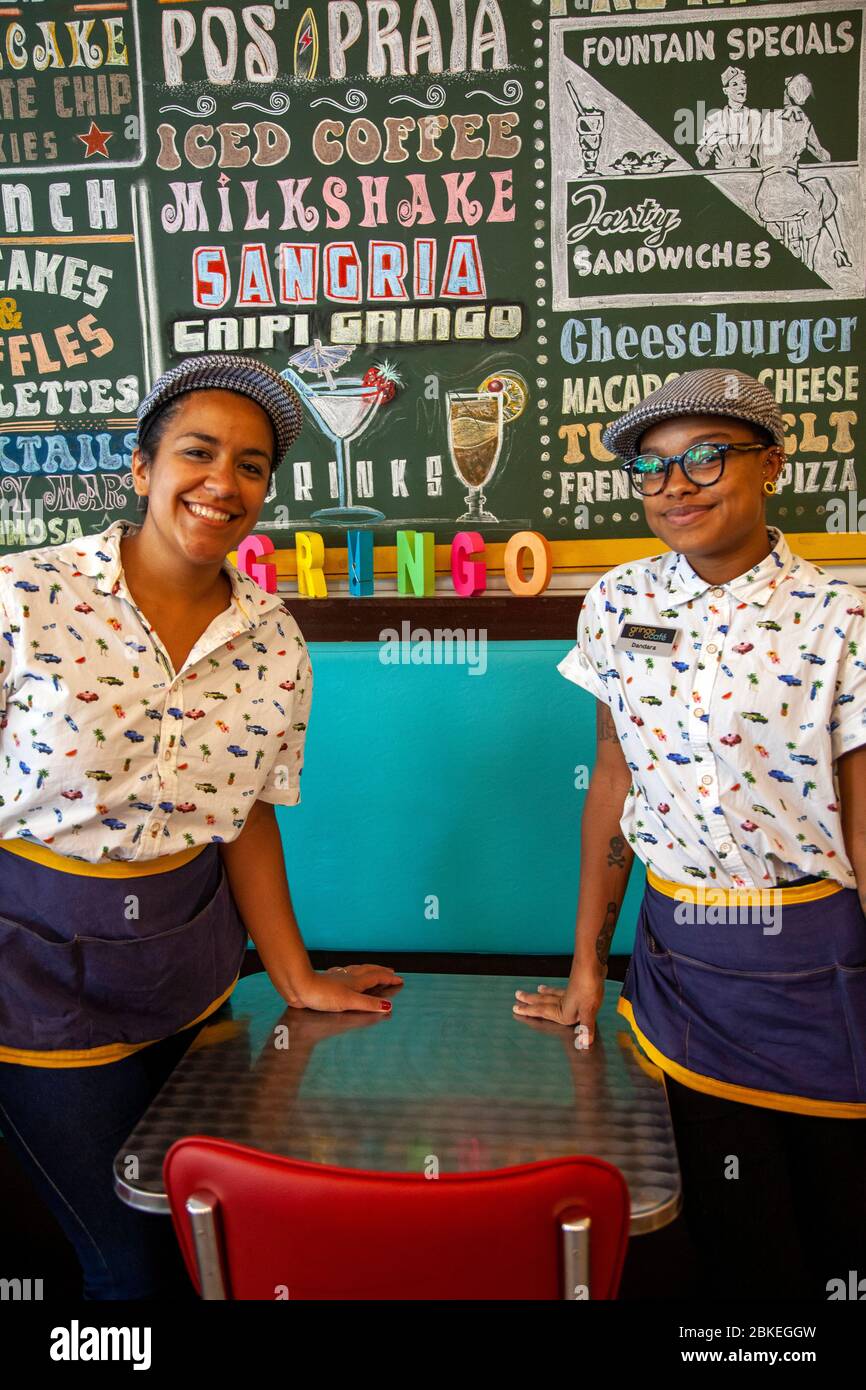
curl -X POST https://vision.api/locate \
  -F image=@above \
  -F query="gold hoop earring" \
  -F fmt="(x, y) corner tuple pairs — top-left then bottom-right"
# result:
(763, 478), (777, 496)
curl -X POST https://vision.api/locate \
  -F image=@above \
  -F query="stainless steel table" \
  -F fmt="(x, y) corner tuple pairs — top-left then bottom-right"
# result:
(114, 973), (681, 1234)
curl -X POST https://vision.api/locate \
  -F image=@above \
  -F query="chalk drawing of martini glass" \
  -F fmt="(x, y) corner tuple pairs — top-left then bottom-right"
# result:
(281, 342), (384, 524)
(447, 390), (504, 523)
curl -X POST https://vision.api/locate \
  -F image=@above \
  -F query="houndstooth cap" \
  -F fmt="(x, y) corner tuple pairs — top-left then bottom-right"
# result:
(136, 354), (304, 467)
(602, 368), (785, 461)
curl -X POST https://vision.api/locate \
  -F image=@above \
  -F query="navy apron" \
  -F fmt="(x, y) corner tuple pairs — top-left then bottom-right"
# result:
(618, 868), (866, 1117)
(0, 840), (247, 1065)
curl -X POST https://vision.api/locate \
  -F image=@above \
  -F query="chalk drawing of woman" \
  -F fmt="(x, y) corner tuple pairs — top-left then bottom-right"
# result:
(753, 73), (850, 271)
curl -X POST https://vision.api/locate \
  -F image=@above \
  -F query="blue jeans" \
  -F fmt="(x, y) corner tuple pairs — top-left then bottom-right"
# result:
(0, 1021), (208, 1300)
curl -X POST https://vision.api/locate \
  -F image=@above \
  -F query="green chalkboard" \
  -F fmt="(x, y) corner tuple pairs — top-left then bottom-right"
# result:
(0, 0), (864, 557)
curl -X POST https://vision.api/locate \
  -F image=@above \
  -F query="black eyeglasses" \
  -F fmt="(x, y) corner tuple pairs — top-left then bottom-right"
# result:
(622, 442), (769, 496)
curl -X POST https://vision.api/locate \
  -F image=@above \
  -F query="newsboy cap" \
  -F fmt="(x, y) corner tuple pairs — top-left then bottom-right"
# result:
(602, 368), (785, 461)
(136, 354), (304, 466)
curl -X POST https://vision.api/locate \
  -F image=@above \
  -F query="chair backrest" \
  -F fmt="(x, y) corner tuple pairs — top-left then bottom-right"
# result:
(164, 1136), (630, 1300)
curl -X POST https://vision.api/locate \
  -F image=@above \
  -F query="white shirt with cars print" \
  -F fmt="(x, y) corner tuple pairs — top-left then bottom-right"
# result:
(0, 519), (312, 863)
(558, 527), (866, 890)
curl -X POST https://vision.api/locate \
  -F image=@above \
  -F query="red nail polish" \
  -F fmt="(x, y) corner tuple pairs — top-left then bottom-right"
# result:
(379, 1000), (391, 1011)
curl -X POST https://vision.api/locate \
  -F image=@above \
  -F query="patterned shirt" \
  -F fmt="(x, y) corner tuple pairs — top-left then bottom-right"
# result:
(0, 519), (312, 863)
(558, 526), (866, 890)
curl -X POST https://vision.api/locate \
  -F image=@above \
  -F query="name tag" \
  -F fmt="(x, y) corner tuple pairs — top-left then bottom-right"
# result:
(613, 622), (680, 656)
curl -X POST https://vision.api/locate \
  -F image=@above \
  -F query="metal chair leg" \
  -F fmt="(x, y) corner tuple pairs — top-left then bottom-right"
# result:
(561, 1216), (591, 1300)
(186, 1192), (228, 1300)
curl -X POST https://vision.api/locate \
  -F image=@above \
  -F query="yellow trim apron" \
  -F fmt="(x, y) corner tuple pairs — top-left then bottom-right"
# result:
(0, 839), (246, 1068)
(618, 869), (866, 1119)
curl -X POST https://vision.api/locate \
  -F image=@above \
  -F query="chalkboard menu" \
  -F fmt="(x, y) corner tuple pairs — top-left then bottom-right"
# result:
(1, 0), (864, 570)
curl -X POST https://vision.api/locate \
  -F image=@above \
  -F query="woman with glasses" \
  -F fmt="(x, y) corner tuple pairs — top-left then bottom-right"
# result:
(514, 367), (866, 1299)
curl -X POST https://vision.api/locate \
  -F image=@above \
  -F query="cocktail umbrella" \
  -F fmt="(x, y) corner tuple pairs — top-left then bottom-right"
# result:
(288, 340), (355, 389)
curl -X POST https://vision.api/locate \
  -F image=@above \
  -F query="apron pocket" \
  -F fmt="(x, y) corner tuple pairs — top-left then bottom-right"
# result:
(76, 860), (247, 1048)
(0, 915), (81, 1051)
(620, 904), (690, 1063)
(666, 950), (861, 1101)
(0, 861), (246, 1053)
(836, 963), (866, 1100)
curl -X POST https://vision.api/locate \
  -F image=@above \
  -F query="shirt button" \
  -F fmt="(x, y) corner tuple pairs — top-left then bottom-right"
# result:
(711, 587), (725, 597)
(163, 750), (172, 761)
(694, 708), (705, 718)
(702, 775), (713, 785)
(706, 644), (717, 654)
(720, 841), (732, 853)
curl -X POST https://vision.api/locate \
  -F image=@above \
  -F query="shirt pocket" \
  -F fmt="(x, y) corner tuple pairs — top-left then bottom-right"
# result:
(747, 648), (828, 761)
(219, 703), (282, 781)
(616, 649), (682, 728)
(753, 638), (830, 701)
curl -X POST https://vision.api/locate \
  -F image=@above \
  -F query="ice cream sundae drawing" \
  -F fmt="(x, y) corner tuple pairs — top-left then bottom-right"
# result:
(567, 80), (605, 176)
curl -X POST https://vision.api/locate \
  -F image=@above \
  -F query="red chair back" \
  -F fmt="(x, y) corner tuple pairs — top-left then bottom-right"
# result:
(164, 1137), (630, 1300)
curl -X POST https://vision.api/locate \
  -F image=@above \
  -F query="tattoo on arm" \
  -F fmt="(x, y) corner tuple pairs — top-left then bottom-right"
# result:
(607, 834), (627, 869)
(596, 900), (618, 969)
(596, 701), (619, 744)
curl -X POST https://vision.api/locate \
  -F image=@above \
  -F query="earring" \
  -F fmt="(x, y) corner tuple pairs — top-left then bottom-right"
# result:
(136, 493), (147, 511)
(763, 477), (777, 496)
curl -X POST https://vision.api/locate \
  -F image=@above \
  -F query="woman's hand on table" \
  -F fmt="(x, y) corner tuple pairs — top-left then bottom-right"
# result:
(513, 964), (606, 1045)
(283, 963), (404, 1014)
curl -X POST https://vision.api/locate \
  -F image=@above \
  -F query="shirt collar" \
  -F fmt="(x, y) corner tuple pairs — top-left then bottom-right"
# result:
(61, 519), (285, 630)
(662, 526), (796, 609)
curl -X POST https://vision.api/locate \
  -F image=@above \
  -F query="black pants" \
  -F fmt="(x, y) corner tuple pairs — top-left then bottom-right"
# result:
(0, 1022), (208, 1300)
(665, 1074), (866, 1300)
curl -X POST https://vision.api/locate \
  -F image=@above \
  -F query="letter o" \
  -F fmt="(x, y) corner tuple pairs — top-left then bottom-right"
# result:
(503, 531), (552, 597)
(202, 7), (238, 83)
(346, 119), (383, 165)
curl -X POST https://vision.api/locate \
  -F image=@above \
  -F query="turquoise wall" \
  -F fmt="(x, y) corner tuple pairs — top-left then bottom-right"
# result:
(277, 640), (647, 956)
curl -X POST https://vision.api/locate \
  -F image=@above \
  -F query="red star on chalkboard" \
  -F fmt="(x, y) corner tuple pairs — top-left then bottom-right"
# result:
(77, 122), (113, 158)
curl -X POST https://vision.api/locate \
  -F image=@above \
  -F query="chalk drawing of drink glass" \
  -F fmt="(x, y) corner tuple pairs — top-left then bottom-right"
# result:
(281, 342), (386, 524)
(567, 81), (604, 176)
(447, 390), (504, 524)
